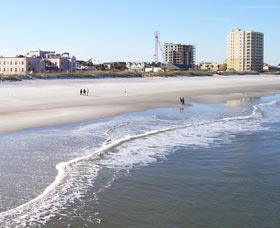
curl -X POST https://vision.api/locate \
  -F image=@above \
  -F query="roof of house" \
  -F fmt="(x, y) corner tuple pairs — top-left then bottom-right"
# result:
(164, 64), (192, 70)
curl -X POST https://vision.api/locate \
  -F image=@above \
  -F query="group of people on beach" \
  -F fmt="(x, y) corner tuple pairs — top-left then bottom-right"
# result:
(179, 97), (185, 105)
(80, 88), (89, 96)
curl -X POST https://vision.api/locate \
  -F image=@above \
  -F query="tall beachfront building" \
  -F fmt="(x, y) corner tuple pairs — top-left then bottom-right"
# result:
(163, 43), (195, 67)
(227, 28), (264, 72)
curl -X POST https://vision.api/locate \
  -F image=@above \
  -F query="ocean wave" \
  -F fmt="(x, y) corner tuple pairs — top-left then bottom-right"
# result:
(259, 99), (280, 107)
(0, 99), (271, 227)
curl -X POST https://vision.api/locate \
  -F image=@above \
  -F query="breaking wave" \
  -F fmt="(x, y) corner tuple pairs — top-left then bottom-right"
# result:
(0, 99), (278, 227)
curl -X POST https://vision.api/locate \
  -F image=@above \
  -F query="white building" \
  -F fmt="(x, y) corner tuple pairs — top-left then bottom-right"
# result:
(0, 50), (76, 74)
(26, 50), (55, 58)
(126, 62), (146, 72)
(44, 52), (76, 72)
(0, 57), (45, 75)
(227, 28), (264, 72)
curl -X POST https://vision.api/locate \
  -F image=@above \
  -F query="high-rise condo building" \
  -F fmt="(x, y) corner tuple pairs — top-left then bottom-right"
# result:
(163, 43), (195, 67)
(227, 28), (264, 72)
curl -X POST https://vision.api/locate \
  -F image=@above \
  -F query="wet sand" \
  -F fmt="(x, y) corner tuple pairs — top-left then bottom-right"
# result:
(1, 75), (280, 134)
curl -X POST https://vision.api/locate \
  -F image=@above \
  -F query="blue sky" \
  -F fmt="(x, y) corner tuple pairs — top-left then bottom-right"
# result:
(0, 0), (279, 64)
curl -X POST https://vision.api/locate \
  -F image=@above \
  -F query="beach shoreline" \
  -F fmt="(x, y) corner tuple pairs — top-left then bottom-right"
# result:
(1, 75), (280, 134)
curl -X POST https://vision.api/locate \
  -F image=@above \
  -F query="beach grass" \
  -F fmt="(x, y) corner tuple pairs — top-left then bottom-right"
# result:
(1, 70), (275, 82)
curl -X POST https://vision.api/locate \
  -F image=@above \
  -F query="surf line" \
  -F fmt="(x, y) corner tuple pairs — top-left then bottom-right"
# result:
(0, 104), (262, 223)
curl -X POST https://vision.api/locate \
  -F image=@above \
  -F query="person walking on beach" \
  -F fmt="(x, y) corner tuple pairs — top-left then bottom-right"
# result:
(83, 89), (86, 95)
(80, 89), (83, 95)
(86, 88), (89, 96)
(179, 97), (185, 105)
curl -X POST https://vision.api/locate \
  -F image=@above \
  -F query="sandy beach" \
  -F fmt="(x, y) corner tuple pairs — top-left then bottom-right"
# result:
(1, 75), (280, 134)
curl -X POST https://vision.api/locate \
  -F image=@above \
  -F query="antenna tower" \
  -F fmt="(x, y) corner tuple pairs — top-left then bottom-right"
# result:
(154, 31), (159, 64)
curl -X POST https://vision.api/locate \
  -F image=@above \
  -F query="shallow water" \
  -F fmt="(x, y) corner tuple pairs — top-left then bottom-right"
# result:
(1, 94), (280, 227)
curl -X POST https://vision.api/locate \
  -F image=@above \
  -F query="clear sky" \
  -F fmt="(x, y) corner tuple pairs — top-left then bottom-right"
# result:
(0, 0), (279, 64)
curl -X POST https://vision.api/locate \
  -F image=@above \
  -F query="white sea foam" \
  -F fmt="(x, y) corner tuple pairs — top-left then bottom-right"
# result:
(259, 99), (280, 107)
(0, 98), (276, 227)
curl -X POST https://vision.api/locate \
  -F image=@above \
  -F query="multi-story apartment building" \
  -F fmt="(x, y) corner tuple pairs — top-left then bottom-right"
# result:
(227, 28), (264, 72)
(163, 43), (195, 67)
(0, 57), (45, 74)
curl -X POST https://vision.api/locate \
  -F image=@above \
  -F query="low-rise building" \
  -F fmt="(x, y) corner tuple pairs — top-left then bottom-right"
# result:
(103, 62), (127, 70)
(0, 56), (45, 74)
(198, 61), (223, 71)
(76, 59), (95, 71)
(263, 63), (280, 72)
(126, 62), (146, 72)
(164, 63), (191, 71)
(44, 52), (76, 73)
(0, 50), (76, 74)
(144, 66), (161, 73)
(26, 50), (55, 58)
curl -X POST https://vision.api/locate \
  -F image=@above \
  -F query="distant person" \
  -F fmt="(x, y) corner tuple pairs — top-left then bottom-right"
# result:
(87, 88), (89, 96)
(83, 89), (86, 95)
(182, 97), (185, 105)
(80, 89), (83, 95)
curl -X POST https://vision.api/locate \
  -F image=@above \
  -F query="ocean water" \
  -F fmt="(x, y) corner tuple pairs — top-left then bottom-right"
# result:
(0, 94), (280, 228)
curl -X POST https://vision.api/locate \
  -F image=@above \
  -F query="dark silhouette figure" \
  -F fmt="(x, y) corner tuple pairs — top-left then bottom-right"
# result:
(83, 89), (86, 95)
(179, 97), (185, 105)
(80, 89), (83, 95)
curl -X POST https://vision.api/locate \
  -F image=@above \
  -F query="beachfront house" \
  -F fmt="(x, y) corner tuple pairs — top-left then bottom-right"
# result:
(103, 62), (127, 71)
(163, 63), (192, 71)
(76, 60), (95, 71)
(126, 62), (146, 72)
(0, 56), (45, 74)
(0, 50), (76, 74)
(44, 52), (76, 73)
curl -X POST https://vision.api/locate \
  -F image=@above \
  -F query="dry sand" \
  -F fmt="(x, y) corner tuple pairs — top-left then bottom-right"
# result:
(1, 75), (280, 134)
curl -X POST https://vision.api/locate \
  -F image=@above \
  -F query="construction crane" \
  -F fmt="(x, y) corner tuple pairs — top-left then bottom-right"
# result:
(154, 31), (164, 65)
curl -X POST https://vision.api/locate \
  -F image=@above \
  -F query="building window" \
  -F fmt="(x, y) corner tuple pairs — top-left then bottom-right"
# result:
(22, 61), (24, 65)
(10, 68), (13, 72)
(22, 68), (24, 72)
(3, 68), (5, 71)
(15, 68), (17, 72)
